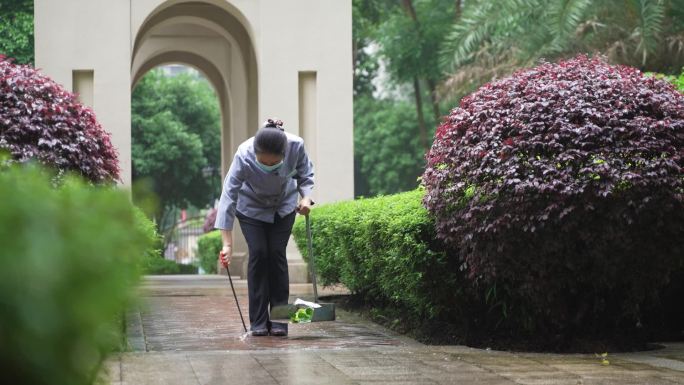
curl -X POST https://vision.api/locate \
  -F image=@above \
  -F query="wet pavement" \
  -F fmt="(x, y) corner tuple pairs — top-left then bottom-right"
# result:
(126, 275), (414, 351)
(102, 275), (684, 384)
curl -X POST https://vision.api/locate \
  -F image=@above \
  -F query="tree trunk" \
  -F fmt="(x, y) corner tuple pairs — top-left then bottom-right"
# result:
(401, 0), (419, 22)
(402, 0), (429, 152)
(352, 39), (358, 71)
(426, 78), (441, 122)
(413, 77), (429, 153)
(455, 0), (462, 21)
(158, 205), (175, 235)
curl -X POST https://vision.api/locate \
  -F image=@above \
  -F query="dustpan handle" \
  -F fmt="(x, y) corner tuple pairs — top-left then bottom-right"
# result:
(305, 214), (318, 303)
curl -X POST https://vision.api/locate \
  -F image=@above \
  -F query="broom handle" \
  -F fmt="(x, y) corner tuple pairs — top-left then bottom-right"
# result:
(226, 265), (247, 332)
(306, 215), (319, 303)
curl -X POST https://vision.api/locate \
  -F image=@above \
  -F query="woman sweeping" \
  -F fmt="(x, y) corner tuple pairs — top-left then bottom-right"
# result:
(214, 118), (314, 336)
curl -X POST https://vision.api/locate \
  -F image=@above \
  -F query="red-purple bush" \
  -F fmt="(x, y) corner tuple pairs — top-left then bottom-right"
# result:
(423, 56), (684, 337)
(0, 55), (120, 184)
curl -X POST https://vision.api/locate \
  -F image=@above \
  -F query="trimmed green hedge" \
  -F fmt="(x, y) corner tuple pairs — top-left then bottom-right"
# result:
(197, 230), (221, 273)
(142, 256), (198, 275)
(142, 254), (180, 274)
(292, 189), (461, 320)
(177, 263), (199, 274)
(0, 160), (153, 385)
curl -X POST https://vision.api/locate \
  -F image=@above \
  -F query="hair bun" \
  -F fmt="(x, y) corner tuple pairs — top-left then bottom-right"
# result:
(263, 118), (284, 130)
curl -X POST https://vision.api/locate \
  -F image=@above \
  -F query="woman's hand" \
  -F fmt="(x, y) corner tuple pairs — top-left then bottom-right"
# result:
(296, 197), (313, 216)
(219, 230), (233, 267)
(219, 245), (232, 267)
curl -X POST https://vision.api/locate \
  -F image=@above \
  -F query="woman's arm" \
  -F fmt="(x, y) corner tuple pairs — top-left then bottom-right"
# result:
(294, 140), (315, 215)
(220, 229), (233, 248)
(214, 152), (244, 264)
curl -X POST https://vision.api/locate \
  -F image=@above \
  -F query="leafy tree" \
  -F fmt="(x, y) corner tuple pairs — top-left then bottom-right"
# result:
(354, 95), (430, 196)
(0, 0), (33, 65)
(375, 0), (456, 151)
(131, 68), (221, 224)
(154, 71), (221, 171)
(131, 110), (207, 224)
(352, 0), (457, 197)
(354, 0), (438, 196)
(353, 0), (394, 98)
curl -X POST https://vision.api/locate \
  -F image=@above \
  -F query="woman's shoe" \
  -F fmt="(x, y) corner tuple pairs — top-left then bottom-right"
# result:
(270, 328), (288, 336)
(251, 328), (269, 336)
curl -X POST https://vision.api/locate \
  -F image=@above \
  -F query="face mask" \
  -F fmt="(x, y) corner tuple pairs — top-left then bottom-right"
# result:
(256, 159), (283, 173)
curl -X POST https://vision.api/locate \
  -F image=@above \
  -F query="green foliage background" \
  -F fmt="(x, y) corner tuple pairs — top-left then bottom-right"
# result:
(352, 0), (684, 197)
(0, 0), (34, 65)
(131, 68), (222, 224)
(354, 96), (434, 195)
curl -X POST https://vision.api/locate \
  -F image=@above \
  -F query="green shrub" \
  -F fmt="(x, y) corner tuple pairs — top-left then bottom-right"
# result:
(178, 263), (199, 274)
(133, 207), (198, 275)
(292, 189), (461, 320)
(133, 206), (162, 252)
(197, 230), (221, 273)
(647, 69), (684, 93)
(142, 258), (199, 275)
(0, 161), (153, 385)
(672, 70), (684, 92)
(143, 256), (181, 274)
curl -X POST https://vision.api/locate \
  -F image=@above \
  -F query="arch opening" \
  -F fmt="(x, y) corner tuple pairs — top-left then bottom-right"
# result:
(132, 0), (259, 176)
(130, 0), (260, 272)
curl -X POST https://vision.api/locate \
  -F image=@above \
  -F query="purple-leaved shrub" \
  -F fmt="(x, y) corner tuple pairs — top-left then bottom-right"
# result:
(0, 54), (120, 184)
(423, 55), (684, 335)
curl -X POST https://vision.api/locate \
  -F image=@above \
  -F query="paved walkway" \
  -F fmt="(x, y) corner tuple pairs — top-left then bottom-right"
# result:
(102, 275), (684, 384)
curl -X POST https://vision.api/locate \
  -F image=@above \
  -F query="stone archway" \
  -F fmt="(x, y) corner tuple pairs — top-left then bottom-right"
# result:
(35, 0), (354, 281)
(129, 1), (261, 277)
(132, 51), (229, 157)
(131, 0), (259, 177)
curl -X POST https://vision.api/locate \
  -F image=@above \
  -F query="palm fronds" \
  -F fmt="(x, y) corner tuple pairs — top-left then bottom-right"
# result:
(439, 0), (501, 71)
(548, 0), (593, 51)
(631, 0), (666, 65)
(438, 0), (683, 102)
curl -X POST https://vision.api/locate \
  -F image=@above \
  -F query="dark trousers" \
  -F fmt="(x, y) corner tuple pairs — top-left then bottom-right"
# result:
(236, 210), (295, 332)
